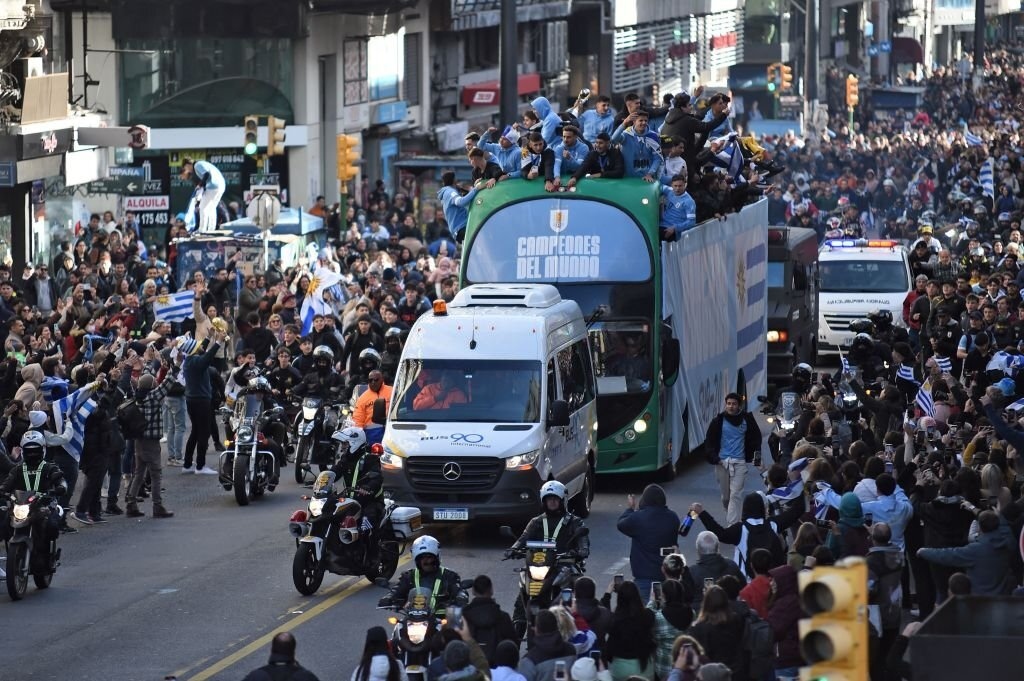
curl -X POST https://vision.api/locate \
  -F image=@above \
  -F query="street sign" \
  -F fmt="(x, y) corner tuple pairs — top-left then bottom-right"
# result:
(247, 189), (282, 232)
(87, 166), (147, 195)
(125, 195), (169, 212)
(0, 162), (15, 188)
(879, 41), (892, 53)
(250, 173), (280, 186)
(109, 166), (146, 179)
(868, 45), (879, 57)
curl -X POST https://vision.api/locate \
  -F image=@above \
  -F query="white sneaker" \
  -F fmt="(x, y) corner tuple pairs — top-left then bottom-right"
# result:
(160, 435), (167, 443)
(196, 466), (218, 475)
(181, 466), (195, 474)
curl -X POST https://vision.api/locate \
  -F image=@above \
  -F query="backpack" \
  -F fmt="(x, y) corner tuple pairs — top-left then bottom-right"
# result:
(742, 609), (776, 679)
(116, 398), (147, 439)
(738, 521), (785, 579)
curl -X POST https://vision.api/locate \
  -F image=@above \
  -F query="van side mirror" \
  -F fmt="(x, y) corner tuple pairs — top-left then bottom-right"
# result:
(372, 398), (387, 426)
(547, 400), (570, 428)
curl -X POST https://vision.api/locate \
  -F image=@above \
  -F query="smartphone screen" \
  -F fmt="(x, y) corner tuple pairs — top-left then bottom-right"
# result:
(560, 588), (573, 605)
(652, 581), (662, 603)
(660, 546), (676, 556)
(614, 574), (624, 587)
(703, 577), (714, 590)
(554, 661), (567, 681)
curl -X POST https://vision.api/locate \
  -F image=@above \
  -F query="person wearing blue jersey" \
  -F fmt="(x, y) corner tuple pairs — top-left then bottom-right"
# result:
(521, 132), (558, 192)
(436, 171), (479, 242)
(703, 93), (734, 138)
(660, 175), (697, 242)
(480, 125), (523, 177)
(610, 110), (663, 182)
(578, 95), (616, 142)
(530, 95), (563, 147)
(552, 126), (590, 177)
(180, 157), (225, 233)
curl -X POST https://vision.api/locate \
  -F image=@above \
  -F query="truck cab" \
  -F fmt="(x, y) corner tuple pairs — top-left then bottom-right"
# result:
(766, 227), (818, 391)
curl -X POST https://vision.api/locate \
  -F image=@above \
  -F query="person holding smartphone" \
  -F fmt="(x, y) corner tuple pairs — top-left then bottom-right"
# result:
(617, 484), (681, 599)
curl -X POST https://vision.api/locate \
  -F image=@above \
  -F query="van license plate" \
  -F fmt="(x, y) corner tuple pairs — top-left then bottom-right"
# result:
(433, 508), (469, 521)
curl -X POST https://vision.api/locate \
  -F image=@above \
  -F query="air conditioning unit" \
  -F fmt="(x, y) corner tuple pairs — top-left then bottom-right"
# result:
(451, 284), (562, 309)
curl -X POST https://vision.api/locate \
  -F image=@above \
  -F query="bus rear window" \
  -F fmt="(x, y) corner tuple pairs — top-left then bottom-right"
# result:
(465, 199), (652, 283)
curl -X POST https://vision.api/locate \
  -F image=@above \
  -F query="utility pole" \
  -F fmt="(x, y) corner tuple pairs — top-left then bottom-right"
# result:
(974, 0), (986, 90)
(499, 0), (519, 127)
(805, 0), (819, 102)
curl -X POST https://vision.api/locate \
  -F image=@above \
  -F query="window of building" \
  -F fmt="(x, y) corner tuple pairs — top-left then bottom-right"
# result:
(463, 27), (500, 71)
(369, 31), (404, 101)
(344, 39), (368, 106)
(404, 32), (422, 106)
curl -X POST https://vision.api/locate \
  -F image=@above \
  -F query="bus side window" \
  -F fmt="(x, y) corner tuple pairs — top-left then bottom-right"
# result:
(574, 340), (596, 403)
(559, 342), (591, 412)
(546, 358), (559, 409)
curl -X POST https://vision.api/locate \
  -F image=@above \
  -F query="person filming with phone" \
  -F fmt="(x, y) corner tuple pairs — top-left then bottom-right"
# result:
(616, 484), (680, 599)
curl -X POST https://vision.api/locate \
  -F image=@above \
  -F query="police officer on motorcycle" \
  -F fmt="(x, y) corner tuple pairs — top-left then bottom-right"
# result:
(294, 346), (346, 399)
(846, 321), (891, 384)
(329, 427), (384, 549)
(381, 328), (404, 384)
(507, 481), (590, 559)
(379, 535), (463, 615)
(867, 309), (910, 349)
(348, 348), (383, 397)
(1, 431), (67, 541)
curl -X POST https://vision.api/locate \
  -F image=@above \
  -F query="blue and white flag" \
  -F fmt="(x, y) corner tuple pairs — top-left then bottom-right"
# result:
(933, 355), (952, 374)
(896, 363), (920, 386)
(153, 290), (195, 323)
(53, 386), (98, 463)
(721, 135), (747, 185)
(964, 128), (984, 148)
(841, 354), (851, 374)
(735, 237), (767, 384)
(300, 267), (345, 336)
(40, 377), (69, 404)
(981, 158), (995, 201)
(916, 378), (935, 417)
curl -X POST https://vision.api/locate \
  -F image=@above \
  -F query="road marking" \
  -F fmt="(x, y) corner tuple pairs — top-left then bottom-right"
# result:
(183, 556), (410, 681)
(603, 557), (629, 574)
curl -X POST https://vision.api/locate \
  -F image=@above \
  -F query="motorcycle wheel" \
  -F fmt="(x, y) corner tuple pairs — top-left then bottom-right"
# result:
(366, 527), (401, 584)
(512, 593), (528, 641)
(292, 544), (325, 595)
(6, 543), (29, 600)
(233, 455), (252, 506)
(294, 438), (310, 484)
(33, 569), (53, 589)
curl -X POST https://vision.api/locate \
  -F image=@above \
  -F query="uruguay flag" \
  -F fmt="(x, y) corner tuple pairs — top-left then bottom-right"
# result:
(53, 384), (99, 463)
(916, 378), (935, 417)
(153, 290), (195, 323)
(964, 126), (984, 147)
(736, 237), (767, 385)
(981, 158), (995, 201)
(300, 267), (345, 335)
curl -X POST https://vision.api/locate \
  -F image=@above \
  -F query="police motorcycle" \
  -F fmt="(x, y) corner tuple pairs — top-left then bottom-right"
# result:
(287, 464), (421, 595)
(758, 363), (813, 465)
(218, 375), (285, 506)
(292, 390), (346, 484)
(499, 524), (589, 640)
(3, 489), (62, 601)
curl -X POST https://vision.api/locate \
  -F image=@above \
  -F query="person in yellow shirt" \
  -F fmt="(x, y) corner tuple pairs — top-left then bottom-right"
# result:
(353, 370), (392, 446)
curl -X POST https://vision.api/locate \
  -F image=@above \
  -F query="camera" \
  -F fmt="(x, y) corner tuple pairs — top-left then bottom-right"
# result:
(815, 518), (832, 529)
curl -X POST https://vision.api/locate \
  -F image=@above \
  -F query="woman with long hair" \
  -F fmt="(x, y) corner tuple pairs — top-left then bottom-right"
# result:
(687, 585), (747, 677)
(604, 581), (656, 681)
(652, 580), (694, 680)
(550, 604), (597, 654)
(788, 522), (822, 570)
(351, 626), (408, 681)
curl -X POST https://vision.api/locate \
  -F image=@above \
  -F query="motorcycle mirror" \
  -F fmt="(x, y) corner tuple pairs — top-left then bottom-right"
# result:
(459, 578), (476, 590)
(498, 525), (516, 540)
(373, 577), (391, 589)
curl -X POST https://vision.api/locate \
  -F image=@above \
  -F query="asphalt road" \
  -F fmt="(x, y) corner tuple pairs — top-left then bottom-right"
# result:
(2, 447), (768, 681)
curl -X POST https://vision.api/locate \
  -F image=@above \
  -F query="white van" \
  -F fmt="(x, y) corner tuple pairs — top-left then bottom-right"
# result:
(379, 284), (598, 522)
(817, 238), (912, 361)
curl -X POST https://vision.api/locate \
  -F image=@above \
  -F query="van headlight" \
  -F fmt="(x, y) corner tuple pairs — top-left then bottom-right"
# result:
(380, 449), (404, 470)
(506, 450), (540, 470)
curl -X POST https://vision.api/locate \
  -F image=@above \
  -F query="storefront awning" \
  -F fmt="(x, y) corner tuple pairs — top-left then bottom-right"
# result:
(893, 37), (924, 65)
(461, 73), (542, 107)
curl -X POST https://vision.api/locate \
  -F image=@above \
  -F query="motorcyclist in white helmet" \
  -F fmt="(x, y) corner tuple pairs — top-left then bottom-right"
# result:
(379, 534), (463, 615)
(507, 481), (590, 559)
(328, 426), (384, 540)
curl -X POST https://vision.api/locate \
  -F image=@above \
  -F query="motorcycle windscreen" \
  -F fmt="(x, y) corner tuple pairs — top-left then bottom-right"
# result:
(313, 470), (337, 495)
(405, 586), (435, 616)
(779, 392), (799, 422)
(236, 394), (264, 420)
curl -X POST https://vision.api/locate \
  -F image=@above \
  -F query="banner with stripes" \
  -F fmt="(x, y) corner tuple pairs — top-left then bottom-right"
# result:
(52, 385), (99, 463)
(153, 290), (195, 323)
(916, 378), (935, 417)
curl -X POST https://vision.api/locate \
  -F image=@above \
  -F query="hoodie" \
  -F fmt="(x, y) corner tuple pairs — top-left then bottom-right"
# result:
(530, 96), (563, 147)
(14, 363), (43, 411)
(827, 493), (870, 559)
(350, 655), (409, 681)
(517, 631), (575, 681)
(462, 596), (518, 665)
(436, 185), (479, 240)
(766, 565), (803, 668)
(866, 543), (904, 633)
(579, 108), (615, 142)
(918, 518), (1017, 596)
(617, 484), (681, 580)
(914, 491), (974, 549)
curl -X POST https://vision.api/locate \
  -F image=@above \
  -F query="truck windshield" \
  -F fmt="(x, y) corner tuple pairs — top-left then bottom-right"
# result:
(391, 359), (542, 423)
(819, 260), (910, 293)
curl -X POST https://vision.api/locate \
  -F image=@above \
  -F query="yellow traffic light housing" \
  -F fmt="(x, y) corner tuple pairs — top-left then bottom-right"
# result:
(845, 75), (860, 109)
(267, 116), (287, 156)
(780, 64), (794, 92)
(767, 63), (780, 92)
(243, 115), (259, 155)
(336, 134), (361, 183)
(798, 557), (868, 681)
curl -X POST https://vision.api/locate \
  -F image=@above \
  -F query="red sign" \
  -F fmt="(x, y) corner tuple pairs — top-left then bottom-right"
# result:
(710, 32), (738, 50)
(667, 42), (698, 59)
(624, 48), (657, 70)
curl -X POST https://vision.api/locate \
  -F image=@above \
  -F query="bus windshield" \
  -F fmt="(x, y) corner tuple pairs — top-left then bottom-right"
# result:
(391, 359), (542, 423)
(819, 260), (910, 293)
(464, 198), (652, 283)
(589, 321), (653, 395)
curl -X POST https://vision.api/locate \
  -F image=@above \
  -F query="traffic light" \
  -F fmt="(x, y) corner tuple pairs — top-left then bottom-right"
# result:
(267, 116), (287, 156)
(767, 63), (780, 92)
(243, 115), (259, 155)
(845, 75), (860, 109)
(336, 134), (361, 183)
(798, 557), (868, 681)
(780, 64), (794, 92)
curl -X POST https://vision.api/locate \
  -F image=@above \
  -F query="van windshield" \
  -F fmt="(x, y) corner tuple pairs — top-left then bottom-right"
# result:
(819, 260), (910, 293)
(391, 359), (543, 423)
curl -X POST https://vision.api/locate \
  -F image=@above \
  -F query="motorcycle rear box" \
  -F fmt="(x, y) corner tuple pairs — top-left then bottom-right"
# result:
(391, 507), (422, 538)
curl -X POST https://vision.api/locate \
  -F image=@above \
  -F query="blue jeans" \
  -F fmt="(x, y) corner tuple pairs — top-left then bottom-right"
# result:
(633, 577), (655, 604)
(165, 395), (186, 460)
(775, 667), (799, 681)
(122, 439), (135, 476)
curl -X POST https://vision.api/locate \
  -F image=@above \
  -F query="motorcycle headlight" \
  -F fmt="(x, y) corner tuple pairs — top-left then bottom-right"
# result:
(302, 407), (317, 420)
(308, 498), (327, 517)
(406, 621), (428, 644)
(13, 504), (30, 521)
(236, 426), (255, 443)
(506, 450), (540, 470)
(779, 422), (795, 432)
(528, 566), (550, 581)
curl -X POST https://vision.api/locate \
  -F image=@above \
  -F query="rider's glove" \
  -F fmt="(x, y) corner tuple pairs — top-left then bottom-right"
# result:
(377, 597), (393, 608)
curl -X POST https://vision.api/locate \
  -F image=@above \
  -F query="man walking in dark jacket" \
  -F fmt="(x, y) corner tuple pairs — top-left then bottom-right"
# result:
(242, 632), (320, 681)
(617, 484), (680, 599)
(704, 393), (762, 525)
(462, 574), (518, 665)
(181, 329), (225, 474)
